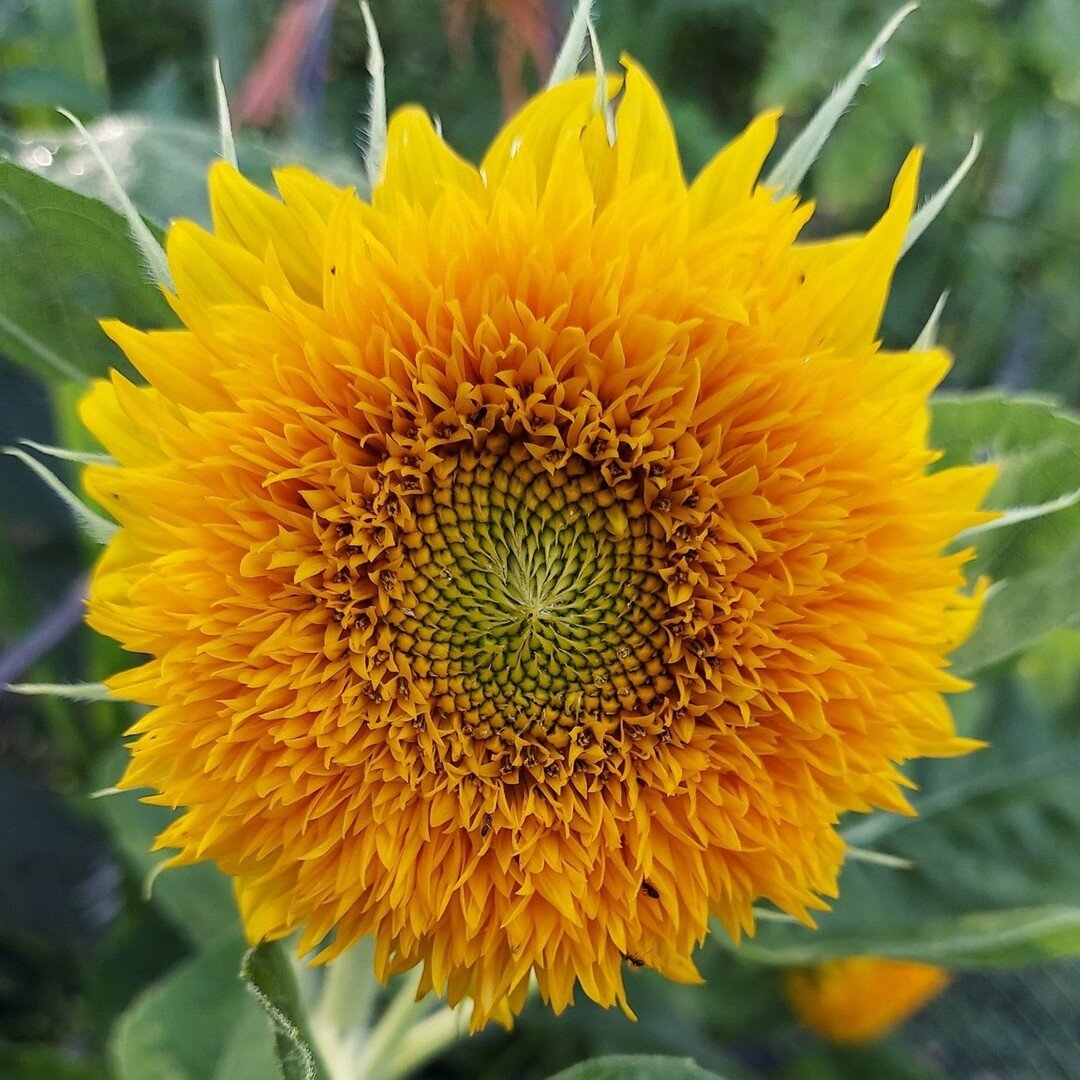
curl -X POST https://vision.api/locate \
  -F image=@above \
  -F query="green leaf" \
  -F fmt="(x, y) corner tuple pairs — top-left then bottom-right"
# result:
(733, 664), (1080, 968)
(737, 904), (1080, 969)
(546, 1056), (730, 1080)
(4, 115), (363, 227)
(952, 533), (1080, 677)
(212, 1003), (286, 1080)
(112, 935), (277, 1080)
(932, 394), (1080, 538)
(240, 942), (326, 1080)
(0, 162), (173, 383)
(92, 748), (239, 948)
(930, 393), (1080, 675)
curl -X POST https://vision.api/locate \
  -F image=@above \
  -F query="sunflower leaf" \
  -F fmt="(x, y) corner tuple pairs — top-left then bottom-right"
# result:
(0, 162), (174, 383)
(931, 393), (1080, 674)
(112, 935), (278, 1080)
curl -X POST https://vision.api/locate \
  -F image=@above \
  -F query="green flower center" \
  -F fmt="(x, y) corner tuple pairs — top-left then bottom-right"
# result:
(390, 440), (671, 741)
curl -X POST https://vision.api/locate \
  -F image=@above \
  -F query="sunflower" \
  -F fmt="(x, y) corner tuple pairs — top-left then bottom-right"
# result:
(81, 59), (993, 1029)
(785, 957), (951, 1044)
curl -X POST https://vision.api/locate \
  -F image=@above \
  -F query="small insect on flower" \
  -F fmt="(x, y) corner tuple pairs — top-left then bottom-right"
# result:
(81, 22), (993, 1031)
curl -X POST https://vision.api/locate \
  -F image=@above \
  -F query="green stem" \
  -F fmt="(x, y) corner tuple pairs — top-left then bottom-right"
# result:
(308, 943), (473, 1080)
(380, 1003), (472, 1080)
(320, 935), (380, 1039)
(353, 969), (427, 1080)
(309, 937), (379, 1080)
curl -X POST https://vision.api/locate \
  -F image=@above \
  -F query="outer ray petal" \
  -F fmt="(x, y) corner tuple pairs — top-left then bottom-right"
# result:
(482, 76), (604, 192)
(606, 57), (684, 196)
(209, 162), (324, 301)
(788, 148), (923, 357)
(689, 109), (781, 226)
(100, 322), (231, 412)
(166, 219), (266, 312)
(376, 106), (485, 213)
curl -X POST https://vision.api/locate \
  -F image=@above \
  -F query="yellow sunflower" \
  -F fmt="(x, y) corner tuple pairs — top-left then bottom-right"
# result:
(81, 60), (993, 1028)
(785, 957), (951, 1044)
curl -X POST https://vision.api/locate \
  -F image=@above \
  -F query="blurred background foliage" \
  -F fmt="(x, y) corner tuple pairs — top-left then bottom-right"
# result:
(2, 1), (1080, 1078)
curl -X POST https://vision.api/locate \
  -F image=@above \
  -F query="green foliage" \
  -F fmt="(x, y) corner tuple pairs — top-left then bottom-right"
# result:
(930, 394), (1080, 674)
(93, 750), (240, 948)
(4, 2), (1080, 1078)
(0, 162), (171, 382)
(240, 942), (325, 1080)
(111, 934), (277, 1080)
(546, 1057), (729, 1080)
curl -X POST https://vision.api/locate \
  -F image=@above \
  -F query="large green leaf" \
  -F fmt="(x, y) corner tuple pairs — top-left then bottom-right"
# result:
(931, 393), (1080, 675)
(0, 162), (172, 383)
(734, 649), (1080, 967)
(546, 1057), (729, 1080)
(112, 934), (277, 1080)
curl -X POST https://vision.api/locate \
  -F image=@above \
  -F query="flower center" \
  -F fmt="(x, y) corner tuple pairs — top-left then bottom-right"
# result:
(306, 395), (707, 789)
(388, 440), (670, 741)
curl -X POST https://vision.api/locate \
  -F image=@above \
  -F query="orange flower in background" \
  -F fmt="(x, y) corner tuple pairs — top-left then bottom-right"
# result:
(785, 957), (951, 1044)
(81, 61), (993, 1028)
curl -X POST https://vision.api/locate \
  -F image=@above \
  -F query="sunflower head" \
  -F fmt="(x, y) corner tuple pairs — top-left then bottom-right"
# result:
(82, 57), (993, 1028)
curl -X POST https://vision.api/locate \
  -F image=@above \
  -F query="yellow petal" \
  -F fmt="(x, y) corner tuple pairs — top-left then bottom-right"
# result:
(689, 109), (781, 226)
(790, 147), (922, 356)
(376, 106), (485, 213)
(79, 373), (170, 468)
(208, 162), (323, 301)
(606, 57), (683, 197)
(100, 321), (231, 412)
(482, 76), (604, 194)
(166, 219), (265, 312)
